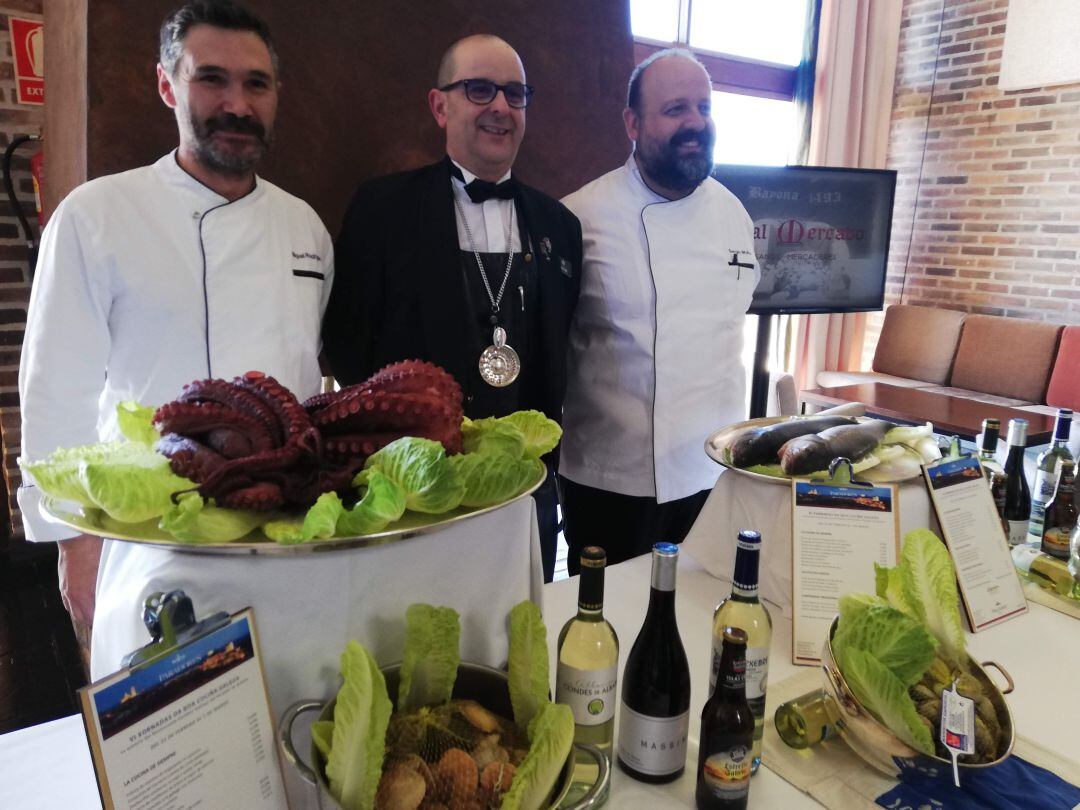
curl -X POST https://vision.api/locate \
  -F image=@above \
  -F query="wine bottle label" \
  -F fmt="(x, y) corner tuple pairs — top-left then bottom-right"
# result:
(556, 663), (616, 725)
(1032, 470), (1058, 507)
(617, 704), (689, 776)
(700, 747), (751, 800)
(1007, 520), (1028, 547)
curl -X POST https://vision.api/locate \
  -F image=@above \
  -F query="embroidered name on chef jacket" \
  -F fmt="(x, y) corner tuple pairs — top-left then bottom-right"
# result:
(292, 250), (325, 281)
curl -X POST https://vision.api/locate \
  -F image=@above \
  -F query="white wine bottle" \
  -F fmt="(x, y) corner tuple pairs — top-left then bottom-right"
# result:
(1028, 409), (1074, 545)
(710, 530), (771, 773)
(617, 542), (691, 783)
(556, 546), (619, 753)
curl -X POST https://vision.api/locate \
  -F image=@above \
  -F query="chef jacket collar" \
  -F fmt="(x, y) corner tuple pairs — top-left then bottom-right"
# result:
(449, 157), (512, 190)
(156, 149), (265, 206)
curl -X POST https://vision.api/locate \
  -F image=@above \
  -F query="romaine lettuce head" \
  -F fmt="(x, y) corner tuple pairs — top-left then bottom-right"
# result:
(397, 604), (461, 712)
(363, 437), (465, 514)
(116, 401), (160, 446)
(326, 641), (392, 810)
(338, 469), (407, 536)
(158, 492), (266, 543)
(500, 703), (574, 810)
(461, 417), (527, 457)
(892, 529), (967, 663)
(833, 594), (937, 686)
(508, 600), (549, 736)
(450, 452), (544, 508)
(26, 441), (196, 523)
(834, 645), (935, 755)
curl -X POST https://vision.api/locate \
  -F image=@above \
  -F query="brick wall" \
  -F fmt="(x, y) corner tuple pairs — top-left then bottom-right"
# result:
(863, 0), (1080, 369)
(0, 1), (42, 542)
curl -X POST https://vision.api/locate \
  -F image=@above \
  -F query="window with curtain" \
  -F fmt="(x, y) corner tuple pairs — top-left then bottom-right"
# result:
(630, 0), (821, 411)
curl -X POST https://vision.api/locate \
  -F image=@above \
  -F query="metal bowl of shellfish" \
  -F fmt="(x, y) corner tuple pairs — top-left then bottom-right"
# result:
(279, 661), (609, 809)
(819, 617), (1016, 780)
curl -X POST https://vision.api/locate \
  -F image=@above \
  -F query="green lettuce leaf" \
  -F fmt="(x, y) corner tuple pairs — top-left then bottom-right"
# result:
(262, 492), (344, 544)
(116, 401), (160, 446)
(337, 469), (407, 536)
(158, 492), (266, 543)
(363, 437), (465, 514)
(397, 604), (461, 712)
(461, 417), (527, 457)
(833, 594), (937, 686)
(311, 719), (334, 762)
(834, 645), (935, 755)
(326, 641), (391, 810)
(508, 600), (549, 736)
(494, 411), (562, 459)
(893, 529), (967, 663)
(450, 452), (544, 508)
(501, 703), (574, 810)
(26, 441), (195, 523)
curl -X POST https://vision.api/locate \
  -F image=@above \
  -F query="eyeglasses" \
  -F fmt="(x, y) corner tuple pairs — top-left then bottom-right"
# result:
(439, 78), (534, 109)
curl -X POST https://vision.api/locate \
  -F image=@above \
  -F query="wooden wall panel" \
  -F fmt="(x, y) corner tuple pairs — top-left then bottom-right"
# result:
(48, 0), (634, 230)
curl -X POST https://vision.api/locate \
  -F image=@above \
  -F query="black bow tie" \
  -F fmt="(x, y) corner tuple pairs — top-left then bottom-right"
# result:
(450, 162), (517, 203)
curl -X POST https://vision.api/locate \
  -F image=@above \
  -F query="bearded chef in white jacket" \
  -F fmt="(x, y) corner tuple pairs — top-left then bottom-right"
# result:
(19, 3), (331, 662)
(559, 49), (759, 573)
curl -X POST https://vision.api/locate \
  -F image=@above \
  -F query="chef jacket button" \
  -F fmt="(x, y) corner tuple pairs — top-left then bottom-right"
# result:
(524, 253), (533, 263)
(192, 211), (200, 219)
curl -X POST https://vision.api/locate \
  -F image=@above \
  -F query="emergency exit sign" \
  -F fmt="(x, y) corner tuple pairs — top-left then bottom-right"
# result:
(8, 17), (44, 105)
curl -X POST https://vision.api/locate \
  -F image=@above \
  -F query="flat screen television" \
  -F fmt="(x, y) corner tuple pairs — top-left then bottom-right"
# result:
(711, 164), (897, 316)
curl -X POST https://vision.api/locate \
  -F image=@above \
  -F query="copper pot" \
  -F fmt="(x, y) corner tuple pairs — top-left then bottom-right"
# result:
(279, 661), (609, 809)
(819, 616), (1015, 780)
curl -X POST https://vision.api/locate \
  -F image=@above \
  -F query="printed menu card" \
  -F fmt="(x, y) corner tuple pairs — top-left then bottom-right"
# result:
(79, 609), (287, 810)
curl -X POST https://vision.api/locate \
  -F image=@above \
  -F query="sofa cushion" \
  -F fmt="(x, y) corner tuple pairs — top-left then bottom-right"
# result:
(1045, 325), (1080, 410)
(816, 370), (932, 389)
(949, 315), (1062, 403)
(872, 304), (966, 385)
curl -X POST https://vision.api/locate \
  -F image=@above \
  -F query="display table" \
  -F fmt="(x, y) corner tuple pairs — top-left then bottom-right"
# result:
(4, 550), (1076, 809)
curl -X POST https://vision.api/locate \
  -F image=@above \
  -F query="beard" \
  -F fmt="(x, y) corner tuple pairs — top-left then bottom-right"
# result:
(187, 112), (274, 177)
(636, 126), (715, 193)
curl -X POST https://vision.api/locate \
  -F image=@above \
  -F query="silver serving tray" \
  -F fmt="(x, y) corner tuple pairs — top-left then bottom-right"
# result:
(705, 415), (922, 486)
(40, 469), (545, 556)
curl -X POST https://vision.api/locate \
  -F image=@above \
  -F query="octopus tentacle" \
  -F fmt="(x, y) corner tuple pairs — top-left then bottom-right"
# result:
(233, 371), (321, 457)
(153, 402), (276, 457)
(176, 378), (284, 445)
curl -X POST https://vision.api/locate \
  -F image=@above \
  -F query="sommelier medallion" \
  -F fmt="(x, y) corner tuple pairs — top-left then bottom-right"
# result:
(479, 326), (520, 388)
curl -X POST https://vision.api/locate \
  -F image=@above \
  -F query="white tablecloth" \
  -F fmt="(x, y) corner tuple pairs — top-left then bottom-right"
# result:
(4, 550), (1077, 810)
(683, 467), (941, 616)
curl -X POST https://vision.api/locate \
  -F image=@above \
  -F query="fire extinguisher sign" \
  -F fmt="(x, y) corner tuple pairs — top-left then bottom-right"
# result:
(8, 17), (44, 106)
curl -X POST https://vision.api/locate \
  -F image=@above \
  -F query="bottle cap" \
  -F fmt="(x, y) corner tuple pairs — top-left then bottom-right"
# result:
(580, 546), (606, 569)
(723, 626), (748, 645)
(1006, 418), (1028, 446)
(651, 542), (679, 591)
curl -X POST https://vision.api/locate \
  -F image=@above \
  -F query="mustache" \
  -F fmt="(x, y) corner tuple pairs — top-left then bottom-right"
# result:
(670, 128), (711, 148)
(204, 114), (267, 141)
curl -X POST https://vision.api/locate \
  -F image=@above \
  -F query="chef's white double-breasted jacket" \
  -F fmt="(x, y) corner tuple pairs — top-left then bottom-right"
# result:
(560, 156), (759, 503)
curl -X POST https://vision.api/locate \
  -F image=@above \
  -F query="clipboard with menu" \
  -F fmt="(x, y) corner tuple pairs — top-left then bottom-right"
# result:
(923, 454), (1027, 631)
(79, 595), (287, 810)
(791, 459), (900, 665)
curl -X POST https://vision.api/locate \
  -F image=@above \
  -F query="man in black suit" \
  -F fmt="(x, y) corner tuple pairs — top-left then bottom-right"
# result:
(323, 34), (582, 582)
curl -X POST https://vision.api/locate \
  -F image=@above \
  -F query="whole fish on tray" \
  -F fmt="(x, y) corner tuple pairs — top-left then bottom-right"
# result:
(729, 415), (858, 468)
(779, 420), (892, 476)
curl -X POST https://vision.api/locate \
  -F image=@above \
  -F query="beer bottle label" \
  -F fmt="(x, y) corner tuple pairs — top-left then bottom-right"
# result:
(701, 746), (751, 800)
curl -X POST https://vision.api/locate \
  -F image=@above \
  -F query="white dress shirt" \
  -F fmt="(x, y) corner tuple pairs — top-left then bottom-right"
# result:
(449, 159), (522, 253)
(560, 155), (760, 503)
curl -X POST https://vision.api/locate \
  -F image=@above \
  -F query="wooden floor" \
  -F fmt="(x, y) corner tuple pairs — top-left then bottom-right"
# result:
(0, 543), (86, 735)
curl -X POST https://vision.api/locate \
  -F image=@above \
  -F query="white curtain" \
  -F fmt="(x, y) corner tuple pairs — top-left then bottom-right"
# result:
(791, 0), (903, 393)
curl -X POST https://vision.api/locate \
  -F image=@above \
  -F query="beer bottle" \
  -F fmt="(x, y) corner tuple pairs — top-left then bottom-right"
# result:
(696, 627), (754, 810)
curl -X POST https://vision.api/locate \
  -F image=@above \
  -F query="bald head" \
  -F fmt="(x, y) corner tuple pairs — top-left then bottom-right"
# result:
(437, 34), (523, 87)
(627, 48), (709, 112)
